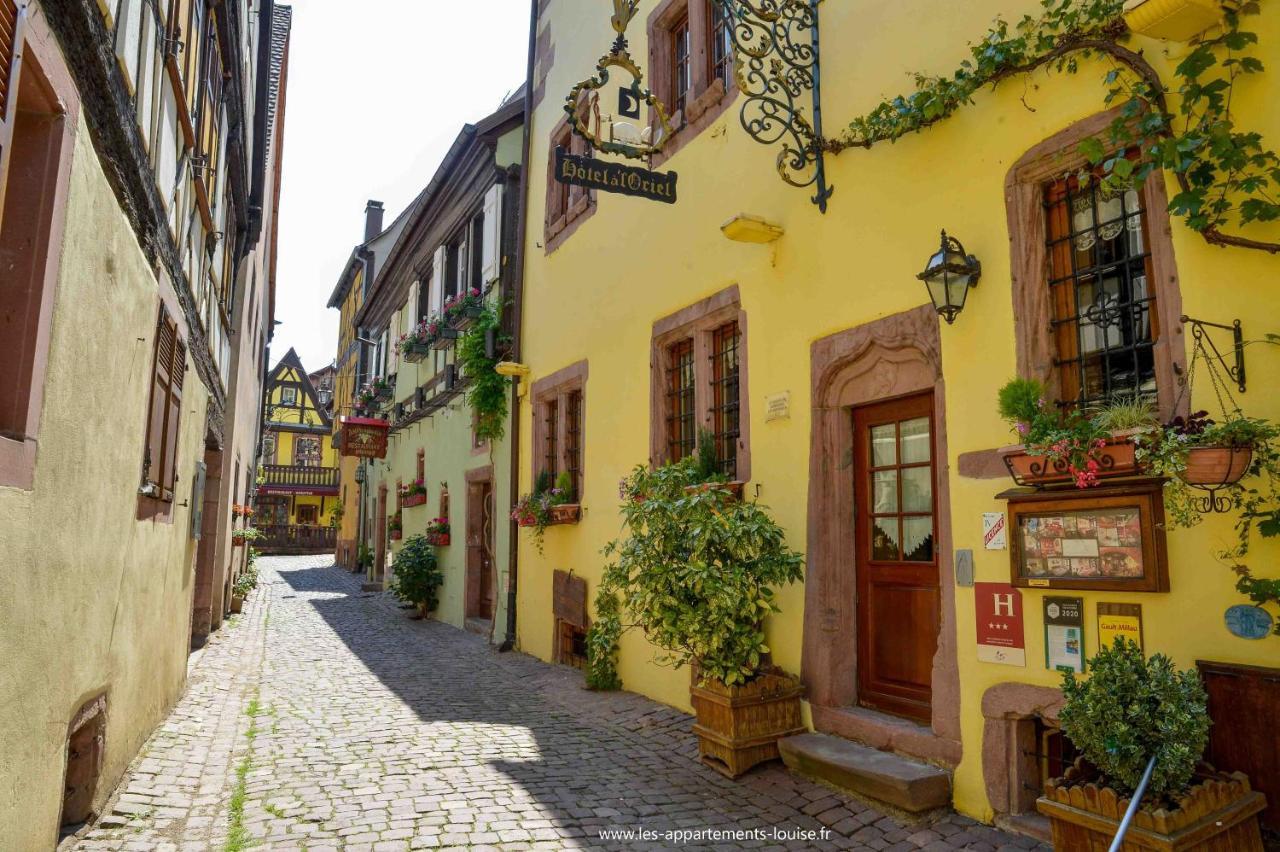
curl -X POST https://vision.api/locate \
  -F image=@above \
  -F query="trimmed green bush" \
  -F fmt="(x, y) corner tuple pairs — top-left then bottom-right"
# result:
(388, 534), (444, 613)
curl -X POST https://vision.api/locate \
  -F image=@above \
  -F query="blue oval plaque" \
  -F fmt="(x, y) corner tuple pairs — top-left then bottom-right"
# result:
(1224, 605), (1273, 640)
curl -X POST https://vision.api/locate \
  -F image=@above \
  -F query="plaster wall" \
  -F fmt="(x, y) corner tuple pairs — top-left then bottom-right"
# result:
(0, 115), (205, 850)
(518, 0), (1280, 823)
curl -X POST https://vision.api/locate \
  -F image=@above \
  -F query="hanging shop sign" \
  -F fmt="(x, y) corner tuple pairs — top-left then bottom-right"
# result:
(1004, 482), (1170, 593)
(338, 416), (390, 460)
(1043, 596), (1085, 674)
(1097, 602), (1144, 652)
(555, 0), (679, 204)
(555, 147), (677, 204)
(976, 582), (1026, 667)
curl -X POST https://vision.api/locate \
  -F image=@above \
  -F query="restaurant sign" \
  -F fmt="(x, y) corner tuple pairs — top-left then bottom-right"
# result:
(555, 147), (677, 204)
(338, 416), (390, 460)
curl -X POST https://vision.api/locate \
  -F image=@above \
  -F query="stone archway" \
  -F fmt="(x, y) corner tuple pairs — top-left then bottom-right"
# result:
(802, 304), (962, 767)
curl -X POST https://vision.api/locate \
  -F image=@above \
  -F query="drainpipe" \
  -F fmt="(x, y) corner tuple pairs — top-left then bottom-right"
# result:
(499, 0), (539, 653)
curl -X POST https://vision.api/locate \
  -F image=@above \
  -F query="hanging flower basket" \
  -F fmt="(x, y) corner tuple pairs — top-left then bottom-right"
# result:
(1002, 437), (1140, 488)
(1182, 446), (1253, 489)
(232, 533), (247, 546)
(402, 342), (433, 364)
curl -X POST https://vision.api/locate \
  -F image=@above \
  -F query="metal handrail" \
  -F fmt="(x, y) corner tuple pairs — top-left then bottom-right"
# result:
(1109, 755), (1157, 852)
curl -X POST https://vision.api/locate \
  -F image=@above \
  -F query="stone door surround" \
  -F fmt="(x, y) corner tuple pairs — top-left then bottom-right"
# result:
(803, 304), (962, 768)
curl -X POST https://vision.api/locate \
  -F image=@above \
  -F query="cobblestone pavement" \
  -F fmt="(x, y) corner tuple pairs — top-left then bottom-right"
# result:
(69, 556), (1048, 852)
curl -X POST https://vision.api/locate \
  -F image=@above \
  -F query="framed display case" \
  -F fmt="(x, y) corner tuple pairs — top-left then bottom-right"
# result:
(1003, 480), (1169, 592)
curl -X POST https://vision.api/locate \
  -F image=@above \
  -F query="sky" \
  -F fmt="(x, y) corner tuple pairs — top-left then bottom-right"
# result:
(270, 0), (531, 374)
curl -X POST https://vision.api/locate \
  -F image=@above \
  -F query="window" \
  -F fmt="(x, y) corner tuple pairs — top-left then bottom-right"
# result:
(262, 434), (276, 465)
(542, 397), (559, 481)
(1044, 159), (1157, 410)
(0, 5), (75, 489)
(280, 386), (298, 407)
(141, 305), (188, 503)
(666, 339), (696, 463)
(445, 234), (463, 302)
(709, 322), (741, 479)
(672, 12), (692, 116)
(648, 0), (739, 165)
(294, 436), (322, 467)
(1006, 111), (1184, 421)
(544, 102), (596, 252)
(651, 286), (752, 481)
(469, 210), (485, 293)
(530, 361), (589, 503)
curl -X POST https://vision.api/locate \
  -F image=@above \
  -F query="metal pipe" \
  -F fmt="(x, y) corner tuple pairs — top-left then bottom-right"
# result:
(1109, 755), (1157, 852)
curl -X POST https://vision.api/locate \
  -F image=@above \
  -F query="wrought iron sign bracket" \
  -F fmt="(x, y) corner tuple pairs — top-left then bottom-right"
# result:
(1178, 315), (1246, 394)
(713, 0), (833, 213)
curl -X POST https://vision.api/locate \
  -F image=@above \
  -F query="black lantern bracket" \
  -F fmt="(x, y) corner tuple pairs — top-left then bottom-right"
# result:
(1178, 316), (1246, 394)
(712, 0), (833, 213)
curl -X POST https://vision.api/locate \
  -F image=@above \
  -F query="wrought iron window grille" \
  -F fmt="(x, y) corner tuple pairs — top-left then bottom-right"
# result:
(666, 340), (697, 463)
(709, 322), (741, 479)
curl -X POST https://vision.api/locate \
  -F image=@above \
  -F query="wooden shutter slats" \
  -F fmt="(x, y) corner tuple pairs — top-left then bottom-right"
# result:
(0, 1), (17, 121)
(143, 305), (185, 501)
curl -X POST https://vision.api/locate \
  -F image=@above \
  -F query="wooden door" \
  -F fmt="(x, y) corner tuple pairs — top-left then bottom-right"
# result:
(854, 393), (939, 722)
(1199, 661), (1280, 832)
(466, 479), (496, 620)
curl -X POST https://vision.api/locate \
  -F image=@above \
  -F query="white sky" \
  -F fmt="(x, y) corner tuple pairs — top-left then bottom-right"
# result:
(270, 0), (531, 374)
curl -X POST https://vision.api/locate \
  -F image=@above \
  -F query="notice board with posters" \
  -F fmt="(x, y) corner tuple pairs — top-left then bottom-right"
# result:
(1003, 481), (1169, 593)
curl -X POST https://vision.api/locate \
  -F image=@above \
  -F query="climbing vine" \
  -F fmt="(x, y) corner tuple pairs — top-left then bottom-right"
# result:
(829, 0), (1280, 253)
(457, 303), (510, 443)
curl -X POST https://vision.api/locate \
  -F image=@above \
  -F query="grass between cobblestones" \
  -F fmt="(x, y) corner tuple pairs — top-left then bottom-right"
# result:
(224, 692), (265, 852)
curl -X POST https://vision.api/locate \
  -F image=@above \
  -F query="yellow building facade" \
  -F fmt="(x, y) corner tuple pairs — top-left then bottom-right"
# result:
(258, 349), (341, 550)
(515, 0), (1280, 832)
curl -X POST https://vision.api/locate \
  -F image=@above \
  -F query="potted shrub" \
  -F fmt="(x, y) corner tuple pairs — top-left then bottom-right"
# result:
(997, 378), (1143, 487)
(400, 478), (428, 508)
(1038, 639), (1266, 850)
(230, 564), (258, 614)
(388, 512), (403, 541)
(590, 459), (806, 778)
(425, 517), (450, 547)
(388, 534), (444, 619)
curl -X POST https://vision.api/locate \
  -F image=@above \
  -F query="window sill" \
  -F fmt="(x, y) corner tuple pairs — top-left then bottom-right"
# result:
(652, 78), (734, 169)
(545, 196), (597, 255)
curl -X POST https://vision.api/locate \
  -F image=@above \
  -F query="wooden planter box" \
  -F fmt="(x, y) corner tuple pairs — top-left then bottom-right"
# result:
(684, 481), (746, 500)
(517, 515), (537, 528)
(403, 342), (432, 363)
(230, 594), (244, 614)
(1038, 767), (1266, 851)
(451, 304), (486, 332)
(389, 528), (403, 541)
(1182, 446), (1253, 489)
(430, 327), (459, 351)
(547, 503), (581, 525)
(1002, 437), (1140, 488)
(373, 387), (393, 402)
(690, 668), (806, 779)
(401, 492), (427, 508)
(427, 532), (450, 547)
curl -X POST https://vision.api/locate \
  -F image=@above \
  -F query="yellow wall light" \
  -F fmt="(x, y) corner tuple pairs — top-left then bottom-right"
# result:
(721, 214), (785, 244)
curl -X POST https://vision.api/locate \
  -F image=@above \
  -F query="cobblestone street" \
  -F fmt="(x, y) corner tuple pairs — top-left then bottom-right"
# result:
(70, 556), (1047, 851)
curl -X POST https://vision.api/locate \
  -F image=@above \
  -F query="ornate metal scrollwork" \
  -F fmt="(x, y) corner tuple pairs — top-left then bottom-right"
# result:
(714, 0), (833, 212)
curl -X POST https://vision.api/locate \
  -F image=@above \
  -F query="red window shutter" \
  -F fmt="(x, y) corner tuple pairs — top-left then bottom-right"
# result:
(0, 0), (27, 215)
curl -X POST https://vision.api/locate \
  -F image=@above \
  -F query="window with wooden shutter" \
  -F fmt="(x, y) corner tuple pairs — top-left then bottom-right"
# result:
(0, 0), (27, 214)
(142, 305), (186, 501)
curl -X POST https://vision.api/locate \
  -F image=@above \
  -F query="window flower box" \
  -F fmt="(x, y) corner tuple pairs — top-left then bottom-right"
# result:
(547, 503), (581, 525)
(1001, 436), (1140, 488)
(430, 326), (459, 351)
(426, 532), (450, 547)
(683, 481), (746, 501)
(425, 518), (450, 547)
(402, 342), (433, 364)
(390, 528), (403, 541)
(401, 492), (427, 508)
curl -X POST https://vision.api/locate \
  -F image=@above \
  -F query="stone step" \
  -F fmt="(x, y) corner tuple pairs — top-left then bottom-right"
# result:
(779, 732), (951, 814)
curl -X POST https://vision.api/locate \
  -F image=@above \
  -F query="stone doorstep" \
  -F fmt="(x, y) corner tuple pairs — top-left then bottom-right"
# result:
(778, 732), (951, 815)
(360, 581), (386, 593)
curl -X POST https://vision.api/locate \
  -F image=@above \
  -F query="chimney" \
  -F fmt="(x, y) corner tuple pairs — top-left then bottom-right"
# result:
(363, 200), (385, 243)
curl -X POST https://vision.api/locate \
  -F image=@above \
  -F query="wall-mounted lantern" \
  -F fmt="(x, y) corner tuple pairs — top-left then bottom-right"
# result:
(917, 230), (982, 325)
(354, 463), (367, 484)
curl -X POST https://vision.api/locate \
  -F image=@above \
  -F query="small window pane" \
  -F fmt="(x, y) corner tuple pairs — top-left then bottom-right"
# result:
(899, 417), (930, 464)
(901, 466), (932, 513)
(871, 424), (896, 466)
(872, 518), (900, 561)
(872, 470), (898, 514)
(902, 516), (935, 563)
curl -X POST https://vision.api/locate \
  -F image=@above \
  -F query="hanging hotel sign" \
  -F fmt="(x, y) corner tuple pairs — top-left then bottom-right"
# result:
(338, 416), (390, 460)
(555, 147), (677, 204)
(556, 0), (679, 203)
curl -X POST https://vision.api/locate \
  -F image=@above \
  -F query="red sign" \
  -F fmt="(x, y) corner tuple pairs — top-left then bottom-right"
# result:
(338, 416), (389, 459)
(975, 582), (1026, 667)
